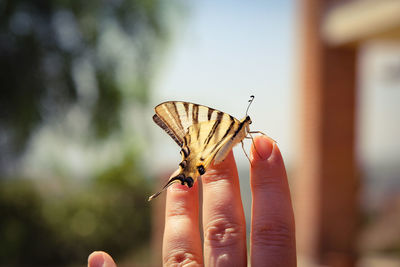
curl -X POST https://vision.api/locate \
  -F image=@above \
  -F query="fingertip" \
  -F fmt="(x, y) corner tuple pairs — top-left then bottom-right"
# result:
(203, 150), (238, 184)
(165, 172), (199, 214)
(167, 177), (198, 194)
(251, 135), (274, 161)
(88, 251), (116, 267)
(210, 150), (235, 169)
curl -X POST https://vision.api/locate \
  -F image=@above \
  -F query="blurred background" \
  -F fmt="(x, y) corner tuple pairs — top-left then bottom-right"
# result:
(0, 0), (399, 266)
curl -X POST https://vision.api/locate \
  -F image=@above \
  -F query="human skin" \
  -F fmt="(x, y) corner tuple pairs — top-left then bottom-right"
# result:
(88, 136), (296, 266)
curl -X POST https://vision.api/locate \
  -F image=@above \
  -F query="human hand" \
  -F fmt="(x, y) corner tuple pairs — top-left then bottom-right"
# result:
(88, 135), (296, 266)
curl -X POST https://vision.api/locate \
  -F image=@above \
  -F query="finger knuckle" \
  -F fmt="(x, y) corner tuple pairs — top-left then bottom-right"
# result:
(204, 217), (245, 248)
(163, 250), (202, 267)
(166, 201), (194, 219)
(252, 220), (294, 249)
(251, 174), (282, 189)
(202, 168), (233, 184)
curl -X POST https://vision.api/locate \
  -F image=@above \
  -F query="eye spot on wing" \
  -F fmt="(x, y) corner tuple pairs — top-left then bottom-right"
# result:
(197, 165), (205, 175)
(179, 160), (187, 169)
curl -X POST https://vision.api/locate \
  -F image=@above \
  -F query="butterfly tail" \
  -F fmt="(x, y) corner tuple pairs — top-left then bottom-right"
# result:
(148, 172), (185, 201)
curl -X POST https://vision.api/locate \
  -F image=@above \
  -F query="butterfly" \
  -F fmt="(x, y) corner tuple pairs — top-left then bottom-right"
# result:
(148, 95), (265, 201)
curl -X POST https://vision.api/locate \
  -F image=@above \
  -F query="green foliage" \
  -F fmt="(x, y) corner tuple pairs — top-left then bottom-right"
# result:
(0, 0), (175, 265)
(0, 155), (152, 266)
(0, 0), (169, 168)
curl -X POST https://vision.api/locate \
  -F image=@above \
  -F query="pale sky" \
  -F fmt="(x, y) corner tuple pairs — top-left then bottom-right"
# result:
(151, 0), (296, 169)
(151, 1), (400, 172)
(22, 1), (400, 183)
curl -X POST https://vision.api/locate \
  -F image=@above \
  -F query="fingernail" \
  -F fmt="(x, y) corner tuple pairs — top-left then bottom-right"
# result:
(252, 136), (274, 161)
(88, 251), (105, 267)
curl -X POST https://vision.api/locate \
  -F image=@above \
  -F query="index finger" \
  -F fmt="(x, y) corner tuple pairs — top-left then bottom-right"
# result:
(250, 136), (296, 266)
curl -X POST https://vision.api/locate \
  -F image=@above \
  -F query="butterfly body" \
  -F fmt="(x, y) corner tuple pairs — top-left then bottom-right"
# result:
(148, 101), (253, 201)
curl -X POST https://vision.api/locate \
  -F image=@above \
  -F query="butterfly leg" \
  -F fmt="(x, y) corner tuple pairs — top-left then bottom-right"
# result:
(248, 130), (267, 136)
(248, 131), (277, 143)
(241, 141), (252, 167)
(248, 132), (263, 159)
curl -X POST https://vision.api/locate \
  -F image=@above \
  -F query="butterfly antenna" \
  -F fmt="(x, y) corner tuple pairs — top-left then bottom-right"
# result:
(245, 95), (255, 116)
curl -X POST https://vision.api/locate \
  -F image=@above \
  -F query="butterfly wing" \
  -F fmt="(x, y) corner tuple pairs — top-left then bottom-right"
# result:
(184, 113), (242, 170)
(149, 101), (253, 201)
(153, 101), (227, 147)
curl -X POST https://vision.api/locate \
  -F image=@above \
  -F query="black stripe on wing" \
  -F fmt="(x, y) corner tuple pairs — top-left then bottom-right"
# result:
(192, 104), (199, 124)
(203, 112), (223, 146)
(153, 114), (183, 147)
(206, 115), (237, 156)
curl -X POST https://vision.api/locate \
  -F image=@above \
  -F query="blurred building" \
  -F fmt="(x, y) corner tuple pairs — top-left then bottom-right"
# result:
(294, 0), (400, 266)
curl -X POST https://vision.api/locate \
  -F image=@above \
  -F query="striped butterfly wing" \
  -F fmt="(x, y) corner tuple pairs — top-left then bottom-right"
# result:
(147, 115), (243, 202)
(153, 101), (227, 147)
(149, 100), (253, 201)
(184, 112), (242, 169)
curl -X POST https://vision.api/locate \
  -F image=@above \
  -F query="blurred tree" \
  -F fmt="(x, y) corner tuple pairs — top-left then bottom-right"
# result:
(0, 0), (177, 265)
(0, 0), (170, 173)
(0, 155), (152, 265)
